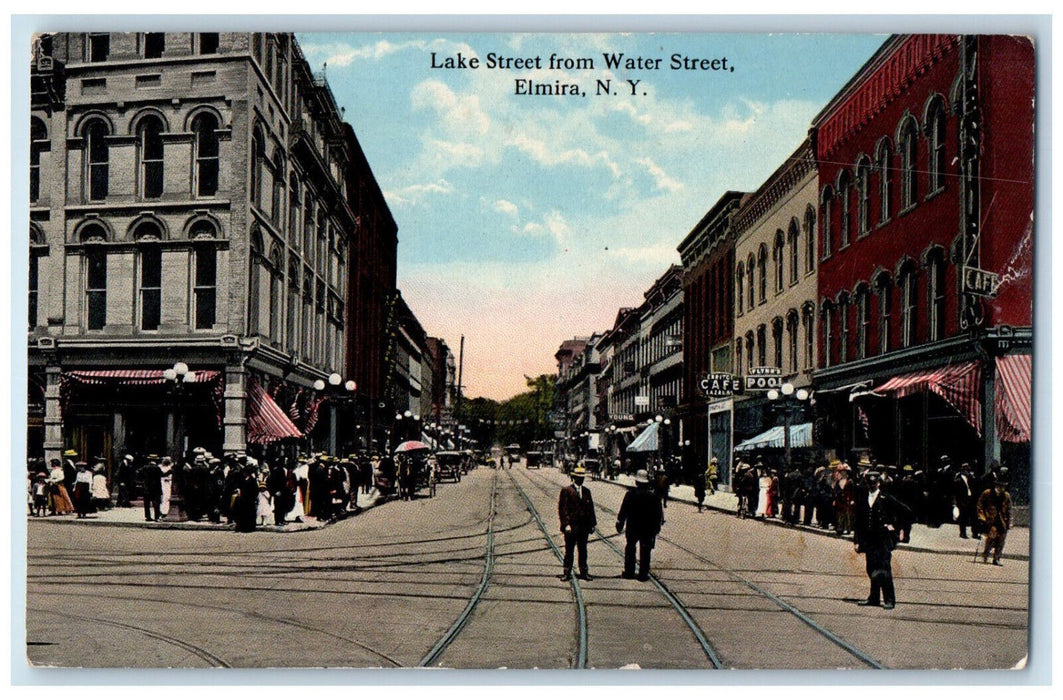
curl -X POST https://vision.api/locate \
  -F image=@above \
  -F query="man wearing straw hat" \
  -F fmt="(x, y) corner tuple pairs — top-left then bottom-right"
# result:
(616, 469), (664, 581)
(558, 465), (597, 581)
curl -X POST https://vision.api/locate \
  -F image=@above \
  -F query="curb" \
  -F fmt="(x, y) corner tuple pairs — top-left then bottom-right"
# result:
(592, 475), (1029, 562)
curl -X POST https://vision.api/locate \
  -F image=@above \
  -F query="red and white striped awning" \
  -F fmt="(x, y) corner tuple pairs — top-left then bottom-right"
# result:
(996, 354), (1032, 443)
(64, 369), (221, 385)
(876, 361), (982, 435)
(247, 380), (303, 445)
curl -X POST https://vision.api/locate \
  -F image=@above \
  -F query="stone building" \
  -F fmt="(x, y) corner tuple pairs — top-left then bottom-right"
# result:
(28, 32), (374, 467)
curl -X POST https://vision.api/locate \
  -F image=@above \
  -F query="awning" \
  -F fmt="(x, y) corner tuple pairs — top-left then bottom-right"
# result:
(876, 361), (982, 435)
(735, 423), (813, 453)
(247, 381), (303, 445)
(996, 354), (1031, 443)
(64, 369), (221, 384)
(626, 422), (659, 453)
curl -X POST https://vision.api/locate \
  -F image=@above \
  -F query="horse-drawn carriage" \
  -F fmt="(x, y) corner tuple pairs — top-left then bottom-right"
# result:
(434, 451), (464, 483)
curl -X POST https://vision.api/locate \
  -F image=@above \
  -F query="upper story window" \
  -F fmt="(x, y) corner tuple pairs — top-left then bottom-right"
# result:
(820, 185), (834, 259)
(875, 273), (892, 355)
(85, 244), (107, 330)
(190, 222), (218, 330)
(271, 150), (285, 225)
(250, 127), (265, 209)
(136, 115), (165, 199)
(735, 262), (745, 315)
(876, 138), (893, 224)
(192, 113), (219, 198)
(821, 301), (835, 368)
(925, 97), (947, 195)
(855, 284), (871, 360)
(786, 311), (799, 374)
(837, 171), (852, 248)
(773, 230), (785, 294)
(756, 325), (767, 367)
(787, 219), (799, 285)
(757, 244), (768, 303)
(772, 317), (784, 369)
(82, 118), (110, 202)
(735, 337), (744, 375)
(143, 33), (165, 59)
(29, 228), (46, 330)
(926, 252), (946, 342)
(745, 331), (754, 372)
(197, 33), (219, 55)
(87, 33), (109, 62)
(856, 156), (872, 236)
(899, 262), (918, 348)
(899, 117), (919, 210)
(803, 206), (816, 274)
(303, 198), (316, 263)
(288, 176), (301, 242)
(837, 293), (850, 364)
(30, 117), (47, 203)
(802, 303), (815, 370)
(139, 243), (162, 331)
(746, 253), (756, 310)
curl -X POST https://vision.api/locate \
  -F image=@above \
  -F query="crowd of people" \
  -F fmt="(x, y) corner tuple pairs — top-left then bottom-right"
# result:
(26, 448), (424, 532)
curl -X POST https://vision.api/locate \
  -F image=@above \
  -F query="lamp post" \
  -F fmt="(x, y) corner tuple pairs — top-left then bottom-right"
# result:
(767, 382), (810, 469)
(314, 373), (355, 456)
(162, 361), (193, 522)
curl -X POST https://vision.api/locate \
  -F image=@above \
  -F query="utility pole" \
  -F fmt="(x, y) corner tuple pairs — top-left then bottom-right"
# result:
(455, 334), (465, 420)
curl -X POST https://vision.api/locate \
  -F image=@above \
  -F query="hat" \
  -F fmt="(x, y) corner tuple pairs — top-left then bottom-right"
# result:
(75, 461), (88, 468)
(571, 466), (588, 477)
(709, 456), (719, 464)
(123, 454), (134, 461)
(902, 465), (914, 472)
(193, 446), (206, 454)
(93, 465), (105, 473)
(634, 469), (650, 484)
(63, 449), (78, 457)
(146, 454), (160, 461)
(161, 456), (173, 464)
(857, 456), (872, 468)
(865, 470), (882, 480)
(940, 454), (951, 461)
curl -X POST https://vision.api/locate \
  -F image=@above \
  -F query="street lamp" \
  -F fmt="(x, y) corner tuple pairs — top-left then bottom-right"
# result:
(162, 361), (192, 521)
(769, 382), (811, 469)
(316, 375), (355, 455)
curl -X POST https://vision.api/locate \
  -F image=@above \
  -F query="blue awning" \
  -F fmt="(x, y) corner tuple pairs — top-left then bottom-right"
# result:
(734, 423), (813, 453)
(626, 422), (660, 453)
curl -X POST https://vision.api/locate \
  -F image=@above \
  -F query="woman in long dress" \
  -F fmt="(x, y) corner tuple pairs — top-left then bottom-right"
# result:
(48, 460), (75, 515)
(755, 467), (771, 517)
(158, 457), (174, 517)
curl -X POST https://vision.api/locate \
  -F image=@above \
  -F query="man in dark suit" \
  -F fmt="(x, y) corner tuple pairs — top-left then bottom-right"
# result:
(138, 455), (164, 522)
(853, 471), (911, 610)
(558, 465), (597, 581)
(616, 469), (664, 581)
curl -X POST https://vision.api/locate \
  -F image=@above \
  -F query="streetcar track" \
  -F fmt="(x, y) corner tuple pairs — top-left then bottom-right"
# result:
(525, 468), (887, 669)
(505, 471), (588, 669)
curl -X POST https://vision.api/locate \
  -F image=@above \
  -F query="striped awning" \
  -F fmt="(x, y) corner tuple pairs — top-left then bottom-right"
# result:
(735, 423), (814, 453)
(877, 361), (982, 435)
(64, 369), (221, 384)
(626, 422), (659, 453)
(247, 381), (303, 445)
(996, 354), (1032, 443)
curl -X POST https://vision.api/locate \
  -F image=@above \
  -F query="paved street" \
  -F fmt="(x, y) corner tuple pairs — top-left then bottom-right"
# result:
(26, 463), (1028, 670)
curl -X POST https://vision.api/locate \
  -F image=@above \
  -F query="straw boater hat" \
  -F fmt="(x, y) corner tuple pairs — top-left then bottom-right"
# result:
(634, 469), (650, 484)
(570, 466), (588, 477)
(63, 449), (78, 457)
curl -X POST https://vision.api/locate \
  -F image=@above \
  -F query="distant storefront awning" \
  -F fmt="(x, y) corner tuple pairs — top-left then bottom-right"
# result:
(996, 354), (1032, 443)
(735, 423), (813, 453)
(876, 361), (982, 435)
(63, 369), (222, 385)
(626, 422), (659, 453)
(247, 381), (303, 445)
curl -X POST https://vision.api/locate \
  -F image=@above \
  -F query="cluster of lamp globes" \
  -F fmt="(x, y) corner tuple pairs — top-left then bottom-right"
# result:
(312, 373), (356, 393)
(766, 382), (810, 402)
(162, 362), (193, 382)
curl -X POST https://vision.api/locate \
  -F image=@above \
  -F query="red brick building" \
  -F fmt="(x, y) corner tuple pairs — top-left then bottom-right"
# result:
(811, 35), (1033, 488)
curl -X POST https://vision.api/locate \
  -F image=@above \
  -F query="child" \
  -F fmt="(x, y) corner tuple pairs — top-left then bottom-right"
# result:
(32, 473), (48, 517)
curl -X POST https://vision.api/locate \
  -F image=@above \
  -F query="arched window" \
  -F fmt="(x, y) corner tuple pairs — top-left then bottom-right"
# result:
(899, 261), (918, 347)
(802, 303), (815, 370)
(787, 218), (799, 285)
(837, 292), (850, 364)
(250, 126), (265, 209)
(29, 228), (46, 329)
(745, 331), (755, 373)
(30, 118), (47, 203)
(287, 255), (300, 352)
(772, 317), (784, 369)
(855, 284), (871, 360)
(302, 271), (314, 360)
(804, 206), (816, 274)
(746, 253), (756, 309)
(756, 324), (767, 367)
(757, 244), (768, 303)
(288, 174), (300, 241)
(856, 156), (872, 236)
(821, 301), (834, 368)
(83, 118), (110, 201)
(773, 230), (785, 294)
(303, 197), (316, 262)
(735, 262), (745, 315)
(925, 97), (947, 194)
(268, 249), (283, 342)
(926, 251), (947, 341)
(820, 185), (834, 259)
(191, 112), (219, 198)
(837, 171), (852, 248)
(193, 238), (217, 330)
(735, 337), (744, 375)
(132, 222), (163, 331)
(85, 243), (107, 330)
(248, 229), (264, 335)
(135, 115), (164, 199)
(875, 138), (893, 224)
(786, 310), (799, 374)
(874, 272), (892, 355)
(899, 117), (919, 209)
(271, 149), (285, 225)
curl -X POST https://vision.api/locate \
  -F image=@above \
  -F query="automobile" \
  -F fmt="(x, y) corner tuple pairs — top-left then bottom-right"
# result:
(434, 451), (464, 483)
(525, 450), (542, 469)
(505, 444), (522, 464)
(581, 458), (603, 479)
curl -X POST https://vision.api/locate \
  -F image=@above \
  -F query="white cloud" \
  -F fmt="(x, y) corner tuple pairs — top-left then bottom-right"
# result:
(505, 133), (621, 178)
(384, 179), (454, 206)
(634, 157), (684, 193)
(411, 79), (490, 137)
(493, 199), (519, 218)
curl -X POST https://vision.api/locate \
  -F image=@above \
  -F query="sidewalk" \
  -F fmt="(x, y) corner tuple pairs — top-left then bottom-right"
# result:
(27, 488), (384, 533)
(594, 473), (1030, 562)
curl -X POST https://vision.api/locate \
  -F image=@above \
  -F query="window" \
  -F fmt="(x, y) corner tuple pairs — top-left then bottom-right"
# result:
(786, 311), (799, 373)
(136, 116), (164, 199)
(788, 219), (799, 285)
(192, 113), (219, 197)
(88, 33), (109, 62)
(302, 272), (313, 359)
(772, 317), (783, 369)
(900, 265), (918, 347)
(837, 171), (851, 248)
(248, 230), (263, 335)
(757, 244), (767, 303)
(900, 118), (919, 209)
(250, 127), (265, 208)
(876, 140), (892, 224)
(271, 150), (285, 225)
(139, 244), (161, 330)
(85, 247), (107, 330)
(287, 256), (300, 351)
(802, 304), (814, 370)
(927, 254), (946, 341)
(30, 118), (47, 202)
(197, 33), (219, 55)
(838, 294), (850, 364)
(735, 337), (743, 375)
(268, 251), (283, 342)
(193, 245), (217, 329)
(820, 186), (833, 259)
(303, 198), (316, 263)
(746, 254), (756, 309)
(143, 33), (165, 58)
(856, 157), (871, 236)
(804, 207), (816, 274)
(926, 99), (947, 194)
(821, 302), (834, 368)
(83, 119), (109, 201)
(756, 325), (767, 367)
(29, 236), (45, 329)
(288, 176), (300, 241)
(773, 230), (785, 293)
(856, 285), (871, 360)
(745, 331), (754, 372)
(735, 262), (745, 315)
(876, 275), (892, 354)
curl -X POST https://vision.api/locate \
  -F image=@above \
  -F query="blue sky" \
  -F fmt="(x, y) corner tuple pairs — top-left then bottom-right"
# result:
(295, 32), (887, 399)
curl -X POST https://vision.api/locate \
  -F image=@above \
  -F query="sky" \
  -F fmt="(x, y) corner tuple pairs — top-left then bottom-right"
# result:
(294, 32), (887, 401)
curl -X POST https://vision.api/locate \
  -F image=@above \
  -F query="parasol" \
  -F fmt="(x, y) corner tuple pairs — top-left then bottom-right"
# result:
(394, 440), (431, 454)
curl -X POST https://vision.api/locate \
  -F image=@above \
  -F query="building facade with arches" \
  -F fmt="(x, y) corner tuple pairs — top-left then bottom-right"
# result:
(28, 32), (386, 467)
(810, 34), (1034, 490)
